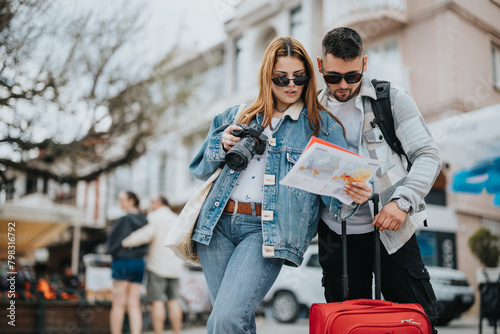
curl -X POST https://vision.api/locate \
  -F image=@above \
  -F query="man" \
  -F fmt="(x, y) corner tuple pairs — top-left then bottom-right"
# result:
(316, 27), (441, 332)
(122, 195), (183, 334)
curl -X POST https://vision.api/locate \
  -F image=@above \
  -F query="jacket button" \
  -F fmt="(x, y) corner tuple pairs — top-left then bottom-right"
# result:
(379, 135), (383, 140)
(214, 202), (220, 207)
(230, 170), (235, 174)
(202, 235), (206, 240)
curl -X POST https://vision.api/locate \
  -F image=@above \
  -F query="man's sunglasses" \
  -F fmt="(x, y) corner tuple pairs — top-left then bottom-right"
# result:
(322, 60), (364, 84)
(271, 75), (310, 87)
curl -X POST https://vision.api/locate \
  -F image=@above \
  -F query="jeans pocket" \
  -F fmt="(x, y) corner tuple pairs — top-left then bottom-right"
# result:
(405, 263), (439, 322)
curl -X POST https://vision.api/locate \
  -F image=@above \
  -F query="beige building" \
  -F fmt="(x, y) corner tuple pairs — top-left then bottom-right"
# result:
(5, 0), (498, 317)
(142, 0), (500, 315)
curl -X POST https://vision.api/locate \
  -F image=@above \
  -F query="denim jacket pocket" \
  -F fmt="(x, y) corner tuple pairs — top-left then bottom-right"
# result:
(285, 151), (309, 198)
(363, 127), (394, 176)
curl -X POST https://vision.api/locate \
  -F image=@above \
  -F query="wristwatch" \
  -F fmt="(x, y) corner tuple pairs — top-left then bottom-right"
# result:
(393, 197), (411, 213)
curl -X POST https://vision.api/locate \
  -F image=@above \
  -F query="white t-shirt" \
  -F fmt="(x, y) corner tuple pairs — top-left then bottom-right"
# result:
(230, 118), (280, 203)
(321, 94), (373, 234)
(326, 95), (361, 153)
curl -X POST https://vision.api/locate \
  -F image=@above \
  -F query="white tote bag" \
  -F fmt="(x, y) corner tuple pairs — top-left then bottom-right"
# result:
(164, 167), (221, 266)
(164, 104), (247, 266)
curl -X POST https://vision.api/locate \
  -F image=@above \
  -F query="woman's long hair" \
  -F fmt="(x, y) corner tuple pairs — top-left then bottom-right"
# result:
(237, 36), (344, 137)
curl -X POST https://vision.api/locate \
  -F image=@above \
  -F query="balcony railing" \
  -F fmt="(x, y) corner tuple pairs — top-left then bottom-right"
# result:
(327, 0), (407, 18)
(325, 0), (408, 36)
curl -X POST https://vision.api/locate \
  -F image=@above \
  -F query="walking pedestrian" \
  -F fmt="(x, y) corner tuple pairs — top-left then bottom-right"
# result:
(122, 195), (184, 334)
(106, 191), (148, 334)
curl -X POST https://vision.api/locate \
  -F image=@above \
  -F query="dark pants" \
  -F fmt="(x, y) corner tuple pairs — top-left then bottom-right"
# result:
(318, 219), (439, 332)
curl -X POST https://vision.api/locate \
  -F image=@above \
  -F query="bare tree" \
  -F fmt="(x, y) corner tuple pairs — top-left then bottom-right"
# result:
(0, 0), (189, 186)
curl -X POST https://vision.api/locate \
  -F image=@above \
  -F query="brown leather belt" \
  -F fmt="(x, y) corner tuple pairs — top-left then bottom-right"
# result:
(224, 199), (262, 216)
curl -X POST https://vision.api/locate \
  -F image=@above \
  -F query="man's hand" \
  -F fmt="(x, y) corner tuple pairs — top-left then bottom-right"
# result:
(372, 201), (407, 231)
(344, 182), (372, 204)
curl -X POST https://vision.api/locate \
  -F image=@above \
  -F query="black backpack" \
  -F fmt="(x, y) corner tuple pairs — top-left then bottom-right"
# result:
(369, 81), (427, 226)
(368, 79), (412, 172)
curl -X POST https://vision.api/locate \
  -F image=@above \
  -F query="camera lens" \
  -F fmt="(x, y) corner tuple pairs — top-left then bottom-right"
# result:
(225, 137), (258, 171)
(225, 152), (247, 171)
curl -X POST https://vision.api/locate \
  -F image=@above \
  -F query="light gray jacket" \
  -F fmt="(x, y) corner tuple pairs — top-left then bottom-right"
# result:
(318, 76), (442, 254)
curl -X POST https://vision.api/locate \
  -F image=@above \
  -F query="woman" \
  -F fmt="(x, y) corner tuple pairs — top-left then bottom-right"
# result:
(106, 191), (148, 334)
(189, 37), (371, 333)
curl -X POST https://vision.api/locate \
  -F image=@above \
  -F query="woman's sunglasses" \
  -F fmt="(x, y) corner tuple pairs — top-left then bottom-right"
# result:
(271, 75), (310, 87)
(321, 59), (364, 84)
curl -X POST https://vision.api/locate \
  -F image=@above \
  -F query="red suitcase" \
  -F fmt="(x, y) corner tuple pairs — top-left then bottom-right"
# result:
(309, 194), (432, 334)
(309, 299), (431, 333)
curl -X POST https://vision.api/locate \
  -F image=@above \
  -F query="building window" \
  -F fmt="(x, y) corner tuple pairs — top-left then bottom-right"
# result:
(158, 153), (168, 194)
(416, 230), (457, 269)
(199, 62), (224, 103)
(54, 183), (76, 205)
(290, 6), (304, 42)
(185, 130), (208, 187)
(3, 177), (15, 200)
(234, 36), (243, 91)
(493, 43), (500, 89)
(25, 174), (38, 195)
(113, 166), (131, 196)
(366, 38), (410, 91)
(42, 176), (49, 194)
(425, 170), (447, 206)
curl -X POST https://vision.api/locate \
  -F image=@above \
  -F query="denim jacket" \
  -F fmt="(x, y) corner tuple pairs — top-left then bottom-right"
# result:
(189, 100), (351, 267)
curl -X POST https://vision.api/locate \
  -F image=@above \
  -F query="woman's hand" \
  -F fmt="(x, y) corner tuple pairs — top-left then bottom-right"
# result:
(344, 182), (372, 204)
(222, 124), (243, 151)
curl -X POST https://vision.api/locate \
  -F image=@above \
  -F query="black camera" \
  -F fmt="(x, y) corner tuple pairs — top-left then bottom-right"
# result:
(225, 123), (268, 171)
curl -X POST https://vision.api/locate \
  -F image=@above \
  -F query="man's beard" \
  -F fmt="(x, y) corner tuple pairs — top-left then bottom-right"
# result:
(332, 84), (361, 102)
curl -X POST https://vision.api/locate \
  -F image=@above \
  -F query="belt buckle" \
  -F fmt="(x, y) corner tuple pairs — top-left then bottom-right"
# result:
(232, 200), (239, 214)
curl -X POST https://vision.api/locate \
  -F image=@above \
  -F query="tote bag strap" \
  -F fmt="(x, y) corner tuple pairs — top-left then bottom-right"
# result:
(234, 103), (248, 123)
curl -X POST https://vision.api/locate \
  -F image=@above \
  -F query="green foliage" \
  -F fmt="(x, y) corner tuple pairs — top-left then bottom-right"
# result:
(468, 227), (500, 267)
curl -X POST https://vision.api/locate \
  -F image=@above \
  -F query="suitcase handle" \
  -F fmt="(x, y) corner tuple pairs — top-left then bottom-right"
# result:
(341, 194), (382, 301)
(349, 299), (392, 307)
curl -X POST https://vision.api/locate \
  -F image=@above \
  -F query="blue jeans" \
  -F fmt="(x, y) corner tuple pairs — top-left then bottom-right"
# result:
(197, 212), (284, 334)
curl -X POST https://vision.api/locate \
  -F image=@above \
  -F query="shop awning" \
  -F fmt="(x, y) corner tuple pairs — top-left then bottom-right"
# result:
(0, 193), (85, 255)
(451, 157), (500, 207)
(429, 104), (500, 207)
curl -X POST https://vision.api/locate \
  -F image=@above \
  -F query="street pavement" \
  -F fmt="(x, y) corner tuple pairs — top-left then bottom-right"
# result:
(146, 314), (498, 333)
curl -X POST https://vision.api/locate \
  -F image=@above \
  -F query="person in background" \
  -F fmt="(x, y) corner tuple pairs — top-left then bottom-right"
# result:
(316, 27), (441, 333)
(122, 195), (184, 334)
(189, 36), (371, 334)
(106, 191), (148, 334)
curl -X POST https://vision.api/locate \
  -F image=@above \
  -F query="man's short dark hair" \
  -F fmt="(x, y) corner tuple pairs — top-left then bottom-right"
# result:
(322, 27), (364, 61)
(158, 195), (169, 207)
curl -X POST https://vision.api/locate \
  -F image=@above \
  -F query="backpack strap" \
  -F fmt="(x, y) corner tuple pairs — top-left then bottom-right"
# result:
(369, 79), (413, 172)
